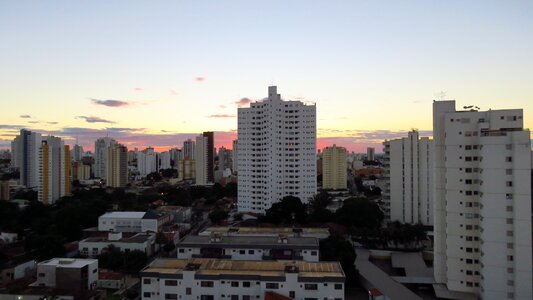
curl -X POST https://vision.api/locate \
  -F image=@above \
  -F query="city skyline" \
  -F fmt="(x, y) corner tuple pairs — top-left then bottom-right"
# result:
(1, 1), (533, 152)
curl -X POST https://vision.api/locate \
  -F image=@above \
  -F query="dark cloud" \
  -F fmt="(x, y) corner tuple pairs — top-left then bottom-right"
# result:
(235, 97), (252, 107)
(20, 115), (31, 119)
(207, 114), (235, 118)
(47, 121), (58, 125)
(91, 99), (130, 107)
(76, 116), (115, 123)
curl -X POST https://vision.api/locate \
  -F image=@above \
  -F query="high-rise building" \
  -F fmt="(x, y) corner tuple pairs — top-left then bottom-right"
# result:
(322, 145), (347, 190)
(137, 147), (157, 177)
(182, 139), (195, 160)
(71, 144), (84, 162)
(203, 132), (214, 182)
(106, 144), (128, 188)
(94, 137), (116, 179)
(38, 136), (71, 204)
(11, 129), (42, 188)
(0, 181), (10, 201)
(433, 100), (532, 299)
(383, 131), (433, 225)
(159, 151), (172, 170)
(177, 159), (195, 181)
(237, 86), (317, 213)
(232, 139), (238, 174)
(217, 146), (232, 171)
(195, 135), (209, 185)
(367, 147), (375, 161)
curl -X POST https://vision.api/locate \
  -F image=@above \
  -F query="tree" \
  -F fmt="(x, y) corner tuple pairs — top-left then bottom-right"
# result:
(163, 242), (176, 253)
(208, 209), (229, 224)
(260, 196), (308, 225)
(334, 198), (383, 229)
(123, 250), (148, 272)
(224, 182), (238, 197)
(320, 236), (358, 286)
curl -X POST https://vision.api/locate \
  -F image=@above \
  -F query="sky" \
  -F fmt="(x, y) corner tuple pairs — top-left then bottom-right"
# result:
(1, 1), (532, 152)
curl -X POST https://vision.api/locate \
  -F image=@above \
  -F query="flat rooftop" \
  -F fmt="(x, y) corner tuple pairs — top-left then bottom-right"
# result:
(200, 226), (329, 236)
(141, 258), (344, 278)
(179, 235), (318, 249)
(39, 258), (97, 268)
(81, 232), (153, 244)
(100, 211), (145, 219)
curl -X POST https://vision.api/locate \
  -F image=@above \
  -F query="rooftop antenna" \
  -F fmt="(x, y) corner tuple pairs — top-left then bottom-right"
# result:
(435, 90), (447, 100)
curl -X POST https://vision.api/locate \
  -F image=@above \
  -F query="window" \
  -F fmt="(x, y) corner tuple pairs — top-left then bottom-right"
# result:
(143, 292), (151, 298)
(165, 280), (177, 286)
(231, 296), (239, 300)
(243, 281), (251, 287)
(186, 288), (191, 295)
(38, 273), (45, 277)
(179, 248), (184, 253)
(200, 296), (214, 300)
(266, 283), (279, 289)
(201, 281), (214, 287)
(164, 294), (178, 300)
(506, 157), (512, 162)
(289, 291), (295, 298)
(239, 250), (246, 255)
(311, 251), (317, 256)
(304, 283), (318, 290)
(231, 281), (239, 287)
(334, 283), (343, 290)
(143, 278), (151, 284)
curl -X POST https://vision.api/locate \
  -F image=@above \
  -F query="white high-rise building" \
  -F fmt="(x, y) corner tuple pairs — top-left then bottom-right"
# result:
(433, 101), (532, 300)
(137, 147), (158, 177)
(383, 131), (433, 225)
(159, 151), (172, 170)
(195, 135), (209, 185)
(71, 144), (84, 162)
(237, 86), (317, 213)
(11, 129), (42, 188)
(38, 136), (71, 204)
(94, 137), (116, 179)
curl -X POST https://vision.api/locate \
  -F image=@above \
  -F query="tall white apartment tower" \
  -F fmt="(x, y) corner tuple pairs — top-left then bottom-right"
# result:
(11, 129), (42, 188)
(383, 130), (433, 225)
(237, 86), (317, 213)
(183, 139), (195, 160)
(94, 137), (116, 179)
(433, 101), (532, 300)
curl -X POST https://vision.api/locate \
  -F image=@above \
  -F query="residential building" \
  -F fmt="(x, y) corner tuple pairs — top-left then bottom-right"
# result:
(433, 100), (532, 300)
(159, 150), (172, 170)
(382, 131), (433, 225)
(199, 226), (330, 240)
(177, 159), (195, 181)
(0, 260), (36, 286)
(105, 143), (128, 188)
(11, 129), (42, 188)
(195, 134), (213, 185)
(38, 136), (71, 204)
(367, 147), (375, 161)
(33, 258), (98, 290)
(232, 139), (238, 174)
(140, 258), (345, 300)
(237, 86), (317, 213)
(94, 137), (116, 179)
(217, 146), (232, 171)
(72, 144), (84, 162)
(322, 144), (348, 190)
(72, 162), (91, 181)
(183, 139), (195, 160)
(137, 147), (158, 177)
(79, 232), (156, 258)
(0, 181), (9, 201)
(176, 234), (319, 261)
(98, 211), (171, 233)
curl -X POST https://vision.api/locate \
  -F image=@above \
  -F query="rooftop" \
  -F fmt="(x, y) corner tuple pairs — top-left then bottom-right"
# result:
(141, 258), (344, 278)
(100, 211), (146, 219)
(81, 232), (154, 244)
(179, 235), (318, 248)
(39, 258), (97, 268)
(201, 226), (329, 236)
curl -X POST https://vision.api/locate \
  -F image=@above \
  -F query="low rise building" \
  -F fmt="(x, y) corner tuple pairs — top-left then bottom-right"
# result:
(0, 181), (10, 201)
(79, 232), (156, 258)
(199, 226), (330, 240)
(32, 258), (98, 290)
(98, 211), (171, 233)
(97, 271), (126, 290)
(155, 206), (192, 223)
(177, 234), (319, 261)
(0, 260), (36, 287)
(140, 258), (345, 300)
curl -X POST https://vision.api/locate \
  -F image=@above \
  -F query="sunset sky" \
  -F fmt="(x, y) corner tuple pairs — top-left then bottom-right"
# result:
(1, 1), (532, 152)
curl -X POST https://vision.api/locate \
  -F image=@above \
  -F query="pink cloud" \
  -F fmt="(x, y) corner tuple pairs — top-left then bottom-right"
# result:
(207, 114), (235, 118)
(134, 87), (143, 92)
(235, 97), (252, 107)
(76, 116), (115, 123)
(91, 99), (130, 107)
(219, 105), (226, 109)
(169, 89), (178, 95)
(195, 77), (205, 82)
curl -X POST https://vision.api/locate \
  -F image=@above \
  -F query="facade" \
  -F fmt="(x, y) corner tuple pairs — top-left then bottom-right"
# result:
(322, 145), (348, 190)
(79, 232), (156, 258)
(232, 139), (238, 174)
(33, 258), (98, 290)
(183, 139), (195, 160)
(0, 260), (36, 286)
(159, 150), (172, 170)
(105, 143), (128, 188)
(137, 147), (158, 177)
(11, 129), (42, 188)
(0, 181), (9, 201)
(433, 101), (532, 299)
(217, 146), (232, 171)
(177, 159), (195, 181)
(72, 144), (84, 162)
(38, 137), (71, 204)
(98, 211), (171, 233)
(73, 162), (91, 181)
(367, 147), (375, 161)
(195, 135), (210, 185)
(237, 86), (317, 213)
(140, 258), (345, 300)
(94, 137), (116, 179)
(382, 131), (433, 225)
(176, 235), (319, 262)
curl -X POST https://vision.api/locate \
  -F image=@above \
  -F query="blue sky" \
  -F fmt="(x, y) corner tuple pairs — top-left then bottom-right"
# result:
(1, 1), (532, 151)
